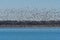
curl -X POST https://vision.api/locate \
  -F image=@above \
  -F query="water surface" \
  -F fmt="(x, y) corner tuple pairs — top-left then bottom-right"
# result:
(0, 27), (60, 40)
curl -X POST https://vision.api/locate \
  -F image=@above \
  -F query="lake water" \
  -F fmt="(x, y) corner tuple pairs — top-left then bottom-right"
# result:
(0, 27), (60, 40)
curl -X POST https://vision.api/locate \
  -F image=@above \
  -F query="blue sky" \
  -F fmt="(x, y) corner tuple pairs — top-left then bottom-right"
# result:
(0, 0), (60, 9)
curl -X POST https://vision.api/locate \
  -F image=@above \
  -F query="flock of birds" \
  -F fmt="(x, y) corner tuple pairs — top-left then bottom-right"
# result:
(0, 8), (60, 21)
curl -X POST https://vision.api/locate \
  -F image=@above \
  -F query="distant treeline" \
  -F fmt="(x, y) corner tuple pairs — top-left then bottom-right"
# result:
(0, 21), (60, 25)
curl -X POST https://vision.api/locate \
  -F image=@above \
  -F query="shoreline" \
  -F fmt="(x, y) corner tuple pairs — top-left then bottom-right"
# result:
(0, 21), (60, 27)
(0, 25), (60, 28)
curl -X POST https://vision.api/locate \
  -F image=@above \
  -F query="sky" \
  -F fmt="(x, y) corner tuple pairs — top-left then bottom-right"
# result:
(0, 0), (60, 9)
